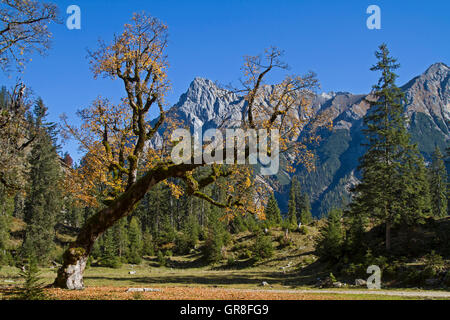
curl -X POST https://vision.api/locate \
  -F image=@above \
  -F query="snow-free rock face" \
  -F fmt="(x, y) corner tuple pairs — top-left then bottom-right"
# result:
(152, 63), (449, 215)
(402, 63), (450, 133)
(172, 77), (244, 131)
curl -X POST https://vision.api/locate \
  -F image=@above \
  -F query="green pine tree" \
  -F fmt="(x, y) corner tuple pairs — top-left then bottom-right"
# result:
(127, 217), (143, 264)
(113, 218), (129, 259)
(291, 176), (313, 225)
(17, 255), (46, 300)
(299, 193), (313, 225)
(429, 147), (448, 217)
(100, 229), (121, 268)
(264, 193), (282, 226)
(349, 44), (431, 251)
(22, 99), (62, 264)
(316, 209), (345, 262)
(287, 184), (298, 228)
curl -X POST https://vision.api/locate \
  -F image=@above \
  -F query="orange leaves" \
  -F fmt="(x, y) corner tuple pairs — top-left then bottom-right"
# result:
(88, 12), (170, 104)
(44, 286), (341, 300)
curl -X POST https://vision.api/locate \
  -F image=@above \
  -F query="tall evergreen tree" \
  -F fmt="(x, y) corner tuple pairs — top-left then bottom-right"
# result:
(264, 193), (282, 226)
(291, 176), (313, 225)
(127, 217), (143, 264)
(299, 193), (313, 225)
(429, 147), (448, 217)
(349, 44), (430, 251)
(316, 208), (345, 262)
(113, 218), (129, 259)
(99, 228), (121, 268)
(287, 185), (298, 227)
(22, 99), (62, 264)
(0, 185), (13, 264)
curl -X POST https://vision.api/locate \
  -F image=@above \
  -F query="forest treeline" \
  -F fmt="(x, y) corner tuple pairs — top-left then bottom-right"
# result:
(0, 2), (448, 291)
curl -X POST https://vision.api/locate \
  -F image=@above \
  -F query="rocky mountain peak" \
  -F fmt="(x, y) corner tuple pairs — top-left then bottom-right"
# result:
(401, 62), (449, 128)
(172, 77), (243, 130)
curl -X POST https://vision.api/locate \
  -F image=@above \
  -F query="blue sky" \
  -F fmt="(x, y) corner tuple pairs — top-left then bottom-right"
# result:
(1, 0), (449, 160)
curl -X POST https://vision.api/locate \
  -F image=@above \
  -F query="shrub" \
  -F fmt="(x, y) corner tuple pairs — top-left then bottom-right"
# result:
(277, 235), (293, 249)
(127, 250), (142, 264)
(157, 250), (166, 267)
(252, 233), (274, 261)
(239, 249), (252, 259)
(99, 256), (122, 269)
(299, 225), (309, 235)
(17, 256), (46, 300)
(423, 251), (445, 273)
(443, 272), (450, 287)
(202, 233), (223, 264)
(226, 255), (236, 266)
(315, 209), (344, 262)
(165, 250), (173, 257)
(329, 272), (337, 283)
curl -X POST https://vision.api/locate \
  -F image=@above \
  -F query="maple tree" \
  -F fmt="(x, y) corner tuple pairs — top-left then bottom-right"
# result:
(55, 12), (326, 289)
(0, 0), (59, 71)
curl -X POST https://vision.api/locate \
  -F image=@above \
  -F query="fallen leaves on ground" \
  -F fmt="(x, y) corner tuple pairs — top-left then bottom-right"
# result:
(41, 286), (344, 300)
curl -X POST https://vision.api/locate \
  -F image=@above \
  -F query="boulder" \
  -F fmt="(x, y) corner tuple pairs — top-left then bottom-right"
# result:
(355, 279), (367, 287)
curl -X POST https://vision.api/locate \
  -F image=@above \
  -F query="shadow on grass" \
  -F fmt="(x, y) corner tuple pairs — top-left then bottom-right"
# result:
(84, 265), (322, 288)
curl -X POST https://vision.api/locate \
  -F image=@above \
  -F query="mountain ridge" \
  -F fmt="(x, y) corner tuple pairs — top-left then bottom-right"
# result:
(153, 62), (449, 216)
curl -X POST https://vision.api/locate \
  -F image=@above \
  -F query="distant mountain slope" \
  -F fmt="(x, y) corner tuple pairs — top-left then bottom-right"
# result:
(152, 63), (449, 216)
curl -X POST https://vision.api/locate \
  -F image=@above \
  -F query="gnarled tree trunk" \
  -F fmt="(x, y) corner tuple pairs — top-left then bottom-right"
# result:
(54, 163), (198, 289)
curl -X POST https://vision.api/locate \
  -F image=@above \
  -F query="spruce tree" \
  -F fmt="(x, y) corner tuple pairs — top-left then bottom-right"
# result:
(287, 185), (298, 228)
(291, 176), (313, 225)
(0, 188), (13, 265)
(17, 255), (45, 300)
(316, 208), (345, 262)
(349, 44), (430, 251)
(22, 99), (62, 264)
(100, 229), (121, 268)
(300, 193), (313, 225)
(265, 193), (282, 226)
(429, 147), (448, 217)
(113, 218), (129, 259)
(127, 217), (143, 264)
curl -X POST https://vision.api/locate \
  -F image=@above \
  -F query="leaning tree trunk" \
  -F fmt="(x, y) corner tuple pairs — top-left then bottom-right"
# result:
(54, 163), (198, 289)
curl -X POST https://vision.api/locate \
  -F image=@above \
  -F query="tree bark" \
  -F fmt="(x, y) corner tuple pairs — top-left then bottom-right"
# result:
(385, 221), (391, 252)
(53, 162), (199, 289)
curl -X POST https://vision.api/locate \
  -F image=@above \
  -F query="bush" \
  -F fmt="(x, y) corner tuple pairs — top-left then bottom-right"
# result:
(50, 246), (65, 265)
(443, 272), (450, 287)
(202, 233), (223, 264)
(157, 250), (167, 267)
(251, 233), (274, 261)
(299, 225), (309, 235)
(175, 233), (196, 255)
(17, 256), (46, 300)
(315, 209), (344, 262)
(99, 256), (122, 269)
(127, 250), (142, 264)
(0, 250), (14, 266)
(239, 249), (252, 259)
(277, 235), (293, 249)
(227, 255), (236, 266)
(423, 251), (445, 273)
